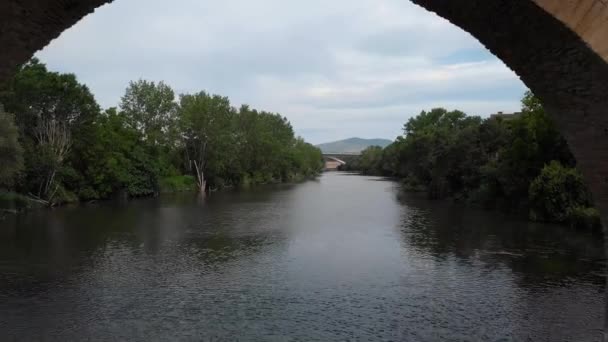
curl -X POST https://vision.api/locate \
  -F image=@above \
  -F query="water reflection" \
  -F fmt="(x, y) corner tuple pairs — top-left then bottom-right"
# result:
(397, 191), (605, 341)
(0, 173), (604, 341)
(397, 192), (605, 284)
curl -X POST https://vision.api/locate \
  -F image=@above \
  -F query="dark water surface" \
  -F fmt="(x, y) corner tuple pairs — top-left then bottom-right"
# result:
(0, 173), (605, 341)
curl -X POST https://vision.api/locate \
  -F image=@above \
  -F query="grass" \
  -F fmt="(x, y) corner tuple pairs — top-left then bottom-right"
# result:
(159, 175), (197, 193)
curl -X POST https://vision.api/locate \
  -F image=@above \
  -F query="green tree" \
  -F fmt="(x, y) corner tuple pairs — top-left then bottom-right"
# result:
(490, 93), (574, 211)
(178, 92), (235, 192)
(0, 61), (323, 204)
(0, 105), (23, 188)
(120, 80), (177, 147)
(233, 106), (298, 183)
(379, 138), (405, 177)
(366, 91), (598, 229)
(529, 161), (591, 223)
(357, 146), (384, 175)
(76, 108), (157, 198)
(0, 59), (100, 135)
(0, 59), (100, 202)
(394, 108), (484, 199)
(280, 137), (324, 180)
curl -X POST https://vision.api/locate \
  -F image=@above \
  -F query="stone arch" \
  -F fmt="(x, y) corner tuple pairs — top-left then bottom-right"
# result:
(2, 0), (608, 335)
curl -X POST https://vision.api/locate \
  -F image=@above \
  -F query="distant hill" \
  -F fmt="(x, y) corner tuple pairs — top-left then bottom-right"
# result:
(316, 137), (393, 154)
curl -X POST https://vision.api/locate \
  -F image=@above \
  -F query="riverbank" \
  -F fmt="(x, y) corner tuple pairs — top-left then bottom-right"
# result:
(343, 93), (601, 232)
(0, 172), (321, 216)
(396, 175), (602, 232)
(335, 169), (602, 232)
(0, 61), (324, 217)
(0, 192), (46, 214)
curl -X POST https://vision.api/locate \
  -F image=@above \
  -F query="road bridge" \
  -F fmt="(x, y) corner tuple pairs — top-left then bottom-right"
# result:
(322, 153), (360, 171)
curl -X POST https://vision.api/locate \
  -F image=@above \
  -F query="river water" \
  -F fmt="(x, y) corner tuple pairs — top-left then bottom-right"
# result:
(0, 173), (605, 341)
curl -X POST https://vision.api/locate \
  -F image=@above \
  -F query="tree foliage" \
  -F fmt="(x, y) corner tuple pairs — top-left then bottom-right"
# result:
(178, 92), (234, 191)
(120, 80), (177, 147)
(0, 60), (322, 205)
(348, 91), (597, 228)
(0, 106), (23, 188)
(345, 146), (384, 175)
(0, 59), (100, 202)
(528, 161), (591, 223)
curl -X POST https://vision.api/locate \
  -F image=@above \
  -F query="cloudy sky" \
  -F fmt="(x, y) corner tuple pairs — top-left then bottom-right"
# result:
(36, 0), (526, 144)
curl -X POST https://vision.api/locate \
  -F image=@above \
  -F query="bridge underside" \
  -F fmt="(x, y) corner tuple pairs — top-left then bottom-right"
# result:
(2, 0), (608, 333)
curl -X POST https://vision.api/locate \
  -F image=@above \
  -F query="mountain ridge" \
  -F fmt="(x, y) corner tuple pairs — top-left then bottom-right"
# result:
(316, 137), (392, 154)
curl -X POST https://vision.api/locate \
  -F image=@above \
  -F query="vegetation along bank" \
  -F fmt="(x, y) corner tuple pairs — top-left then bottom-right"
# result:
(344, 92), (601, 231)
(0, 59), (323, 212)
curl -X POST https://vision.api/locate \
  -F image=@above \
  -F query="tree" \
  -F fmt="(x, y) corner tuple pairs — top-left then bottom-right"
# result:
(379, 138), (405, 177)
(392, 108), (485, 199)
(120, 80), (177, 147)
(34, 116), (72, 199)
(489, 93), (574, 211)
(0, 59), (100, 202)
(117, 80), (182, 194)
(403, 108), (469, 136)
(288, 137), (323, 177)
(232, 106), (298, 183)
(529, 161), (591, 223)
(0, 59), (100, 136)
(357, 146), (384, 175)
(0, 105), (23, 188)
(76, 108), (158, 198)
(0, 61), (322, 204)
(178, 92), (234, 192)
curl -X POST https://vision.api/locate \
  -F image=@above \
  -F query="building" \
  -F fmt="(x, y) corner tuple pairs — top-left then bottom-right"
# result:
(490, 111), (522, 120)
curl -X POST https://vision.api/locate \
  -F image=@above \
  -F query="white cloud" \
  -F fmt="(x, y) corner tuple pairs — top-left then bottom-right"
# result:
(36, 0), (526, 144)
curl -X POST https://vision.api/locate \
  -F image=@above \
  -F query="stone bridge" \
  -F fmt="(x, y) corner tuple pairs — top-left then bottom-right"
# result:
(322, 153), (359, 170)
(2, 0), (608, 336)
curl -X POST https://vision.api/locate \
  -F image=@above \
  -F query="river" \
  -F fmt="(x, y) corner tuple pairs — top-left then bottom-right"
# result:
(0, 172), (605, 341)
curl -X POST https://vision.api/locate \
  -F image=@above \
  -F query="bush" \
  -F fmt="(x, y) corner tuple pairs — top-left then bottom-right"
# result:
(528, 161), (590, 223)
(159, 175), (196, 193)
(468, 181), (502, 209)
(52, 185), (78, 205)
(78, 187), (99, 201)
(0, 192), (43, 212)
(401, 175), (426, 192)
(251, 171), (274, 185)
(0, 107), (23, 188)
(567, 206), (602, 231)
(239, 174), (252, 188)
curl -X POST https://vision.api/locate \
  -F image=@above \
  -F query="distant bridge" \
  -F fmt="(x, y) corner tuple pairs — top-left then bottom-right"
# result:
(322, 153), (360, 171)
(322, 152), (360, 156)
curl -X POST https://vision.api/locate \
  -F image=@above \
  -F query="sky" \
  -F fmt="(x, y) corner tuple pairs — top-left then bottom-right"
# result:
(36, 0), (526, 144)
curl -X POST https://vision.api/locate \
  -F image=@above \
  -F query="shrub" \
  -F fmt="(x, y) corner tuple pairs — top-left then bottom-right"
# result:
(78, 187), (99, 201)
(401, 175), (426, 192)
(0, 107), (23, 188)
(52, 185), (78, 205)
(567, 206), (602, 231)
(528, 161), (590, 223)
(159, 175), (196, 193)
(0, 192), (43, 212)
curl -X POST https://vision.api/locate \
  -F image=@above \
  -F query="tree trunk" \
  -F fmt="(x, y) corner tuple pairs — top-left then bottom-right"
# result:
(193, 160), (206, 196)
